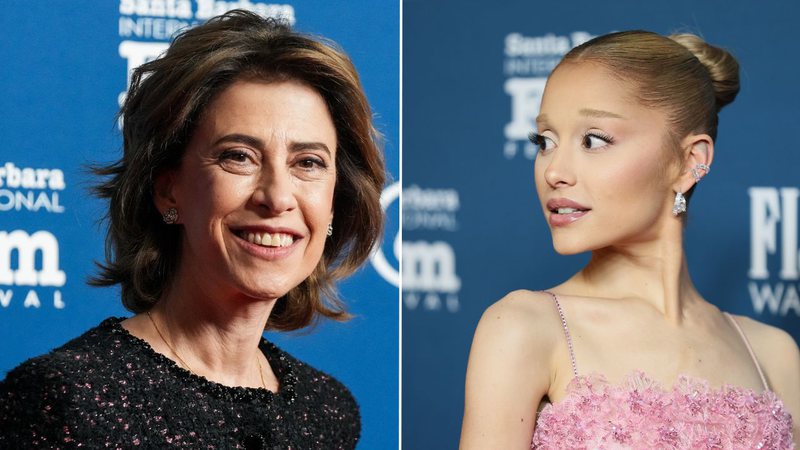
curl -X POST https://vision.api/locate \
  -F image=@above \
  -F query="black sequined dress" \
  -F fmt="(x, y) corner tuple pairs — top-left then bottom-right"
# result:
(0, 317), (360, 449)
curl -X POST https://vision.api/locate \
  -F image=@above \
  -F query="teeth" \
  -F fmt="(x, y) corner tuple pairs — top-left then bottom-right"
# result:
(557, 208), (579, 214)
(241, 231), (294, 247)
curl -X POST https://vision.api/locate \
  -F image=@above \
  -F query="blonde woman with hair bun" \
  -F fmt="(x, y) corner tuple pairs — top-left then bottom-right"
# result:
(461, 30), (798, 449)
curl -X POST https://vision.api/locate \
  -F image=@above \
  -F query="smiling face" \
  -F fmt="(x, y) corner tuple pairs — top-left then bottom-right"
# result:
(533, 62), (681, 255)
(156, 79), (337, 302)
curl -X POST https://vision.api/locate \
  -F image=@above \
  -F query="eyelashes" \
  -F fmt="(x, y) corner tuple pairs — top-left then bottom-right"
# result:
(529, 132), (555, 153)
(528, 130), (615, 153)
(581, 131), (614, 149)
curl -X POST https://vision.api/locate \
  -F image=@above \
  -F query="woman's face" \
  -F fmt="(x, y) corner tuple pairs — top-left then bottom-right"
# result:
(533, 62), (679, 255)
(160, 79), (337, 302)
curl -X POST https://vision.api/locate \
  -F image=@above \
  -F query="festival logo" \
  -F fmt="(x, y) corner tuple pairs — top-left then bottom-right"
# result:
(403, 185), (461, 313)
(0, 162), (67, 309)
(0, 162), (65, 214)
(748, 187), (799, 316)
(118, 0), (296, 108)
(371, 182), (400, 287)
(502, 31), (594, 160)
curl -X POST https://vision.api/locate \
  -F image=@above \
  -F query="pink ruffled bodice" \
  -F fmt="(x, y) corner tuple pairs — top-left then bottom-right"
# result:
(531, 370), (794, 449)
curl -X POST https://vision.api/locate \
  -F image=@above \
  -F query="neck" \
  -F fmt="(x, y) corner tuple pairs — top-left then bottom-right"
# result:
(571, 218), (699, 325)
(150, 264), (278, 387)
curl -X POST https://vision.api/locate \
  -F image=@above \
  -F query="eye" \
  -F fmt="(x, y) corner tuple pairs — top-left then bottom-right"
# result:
(297, 157), (327, 170)
(529, 132), (556, 153)
(220, 149), (250, 162)
(581, 132), (614, 150)
(218, 148), (258, 174)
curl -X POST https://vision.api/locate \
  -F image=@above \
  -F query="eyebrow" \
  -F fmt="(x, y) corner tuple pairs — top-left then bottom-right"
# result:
(579, 108), (625, 119)
(213, 133), (332, 156)
(535, 108), (625, 125)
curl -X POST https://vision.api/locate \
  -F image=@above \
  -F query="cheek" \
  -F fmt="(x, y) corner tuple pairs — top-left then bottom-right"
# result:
(300, 180), (336, 229)
(593, 151), (666, 214)
(179, 171), (252, 229)
(533, 158), (548, 203)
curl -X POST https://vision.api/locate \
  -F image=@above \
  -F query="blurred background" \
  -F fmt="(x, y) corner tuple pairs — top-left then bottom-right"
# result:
(0, 1), (398, 448)
(402, 0), (799, 448)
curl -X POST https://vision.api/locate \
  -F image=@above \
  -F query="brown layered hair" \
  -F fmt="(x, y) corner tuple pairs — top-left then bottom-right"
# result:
(92, 10), (385, 331)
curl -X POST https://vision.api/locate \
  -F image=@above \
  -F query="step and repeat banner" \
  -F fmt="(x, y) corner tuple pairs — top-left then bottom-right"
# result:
(403, 0), (799, 448)
(0, 1), (398, 448)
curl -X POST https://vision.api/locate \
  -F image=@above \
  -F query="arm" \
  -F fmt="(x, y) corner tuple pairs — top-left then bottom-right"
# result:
(741, 317), (800, 444)
(460, 291), (555, 449)
(762, 328), (800, 444)
(0, 361), (66, 447)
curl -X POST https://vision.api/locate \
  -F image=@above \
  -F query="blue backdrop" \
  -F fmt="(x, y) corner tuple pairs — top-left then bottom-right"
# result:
(402, 0), (800, 448)
(0, 1), (398, 449)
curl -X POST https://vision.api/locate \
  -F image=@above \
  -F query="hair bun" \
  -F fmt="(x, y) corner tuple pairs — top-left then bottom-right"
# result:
(668, 33), (740, 111)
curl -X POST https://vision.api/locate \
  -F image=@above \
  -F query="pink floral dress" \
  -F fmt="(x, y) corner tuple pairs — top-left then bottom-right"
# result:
(531, 292), (795, 450)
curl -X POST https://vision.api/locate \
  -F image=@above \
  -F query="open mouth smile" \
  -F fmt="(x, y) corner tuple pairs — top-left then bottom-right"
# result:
(233, 230), (296, 248)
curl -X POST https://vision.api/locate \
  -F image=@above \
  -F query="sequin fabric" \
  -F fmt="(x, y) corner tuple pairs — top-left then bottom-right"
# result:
(0, 317), (360, 449)
(531, 370), (794, 449)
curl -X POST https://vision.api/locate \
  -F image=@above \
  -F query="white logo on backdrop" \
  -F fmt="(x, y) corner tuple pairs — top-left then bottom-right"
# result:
(403, 184), (459, 231)
(0, 162), (65, 213)
(748, 187), (799, 316)
(0, 162), (67, 309)
(118, 0), (296, 108)
(502, 31), (594, 160)
(403, 185), (461, 312)
(0, 230), (66, 309)
(370, 182), (400, 287)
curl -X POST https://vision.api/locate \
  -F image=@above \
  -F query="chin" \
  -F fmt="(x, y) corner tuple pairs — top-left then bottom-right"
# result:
(551, 237), (591, 255)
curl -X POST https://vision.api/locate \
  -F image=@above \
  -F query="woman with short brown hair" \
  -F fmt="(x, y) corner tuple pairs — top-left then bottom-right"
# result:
(0, 10), (384, 449)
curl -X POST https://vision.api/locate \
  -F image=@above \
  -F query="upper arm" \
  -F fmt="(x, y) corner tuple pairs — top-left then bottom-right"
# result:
(743, 319), (800, 442)
(460, 291), (556, 449)
(0, 359), (66, 448)
(759, 326), (800, 441)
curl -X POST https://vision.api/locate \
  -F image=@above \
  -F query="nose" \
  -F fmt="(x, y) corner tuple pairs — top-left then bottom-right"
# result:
(541, 147), (576, 189)
(250, 166), (297, 214)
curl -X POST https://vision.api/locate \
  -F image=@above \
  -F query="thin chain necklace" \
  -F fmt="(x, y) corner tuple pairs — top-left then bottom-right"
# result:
(146, 311), (267, 389)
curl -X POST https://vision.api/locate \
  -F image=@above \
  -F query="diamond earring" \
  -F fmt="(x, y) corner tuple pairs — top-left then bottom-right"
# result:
(691, 163), (711, 183)
(162, 207), (179, 224)
(672, 192), (687, 216)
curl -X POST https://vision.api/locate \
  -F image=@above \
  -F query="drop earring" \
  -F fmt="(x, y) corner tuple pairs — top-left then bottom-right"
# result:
(672, 192), (686, 216)
(327, 223), (333, 236)
(162, 207), (179, 224)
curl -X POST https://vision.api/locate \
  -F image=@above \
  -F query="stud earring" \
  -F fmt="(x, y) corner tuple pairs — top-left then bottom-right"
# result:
(327, 223), (333, 236)
(162, 207), (178, 224)
(672, 192), (687, 216)
(691, 163), (711, 183)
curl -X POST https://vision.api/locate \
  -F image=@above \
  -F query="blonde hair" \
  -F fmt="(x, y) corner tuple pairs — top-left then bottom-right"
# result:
(558, 30), (740, 198)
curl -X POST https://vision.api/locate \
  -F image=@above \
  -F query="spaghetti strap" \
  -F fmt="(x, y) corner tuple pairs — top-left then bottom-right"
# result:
(542, 291), (578, 377)
(723, 312), (770, 391)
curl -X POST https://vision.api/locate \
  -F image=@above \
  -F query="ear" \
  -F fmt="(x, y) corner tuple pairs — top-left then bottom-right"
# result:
(673, 133), (714, 193)
(153, 170), (179, 220)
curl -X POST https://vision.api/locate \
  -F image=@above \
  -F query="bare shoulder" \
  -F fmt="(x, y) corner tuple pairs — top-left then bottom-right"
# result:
(729, 314), (800, 397)
(460, 290), (560, 448)
(730, 314), (800, 365)
(475, 290), (561, 350)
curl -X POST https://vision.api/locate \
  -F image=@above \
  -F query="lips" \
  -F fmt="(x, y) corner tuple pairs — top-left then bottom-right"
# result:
(546, 198), (591, 227)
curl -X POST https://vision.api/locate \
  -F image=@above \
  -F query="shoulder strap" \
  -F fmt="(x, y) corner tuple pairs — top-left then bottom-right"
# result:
(542, 291), (578, 377)
(723, 312), (770, 391)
